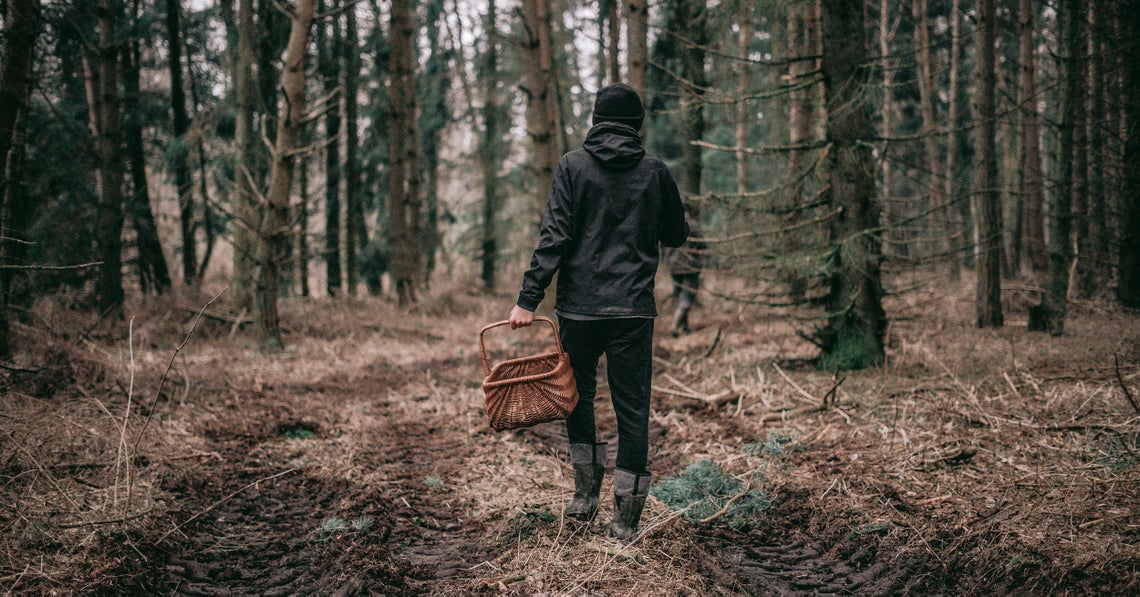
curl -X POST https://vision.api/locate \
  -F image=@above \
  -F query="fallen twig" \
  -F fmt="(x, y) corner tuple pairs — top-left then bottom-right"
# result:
(772, 362), (817, 405)
(156, 468), (297, 544)
(699, 483), (753, 524)
(1115, 354), (1139, 414)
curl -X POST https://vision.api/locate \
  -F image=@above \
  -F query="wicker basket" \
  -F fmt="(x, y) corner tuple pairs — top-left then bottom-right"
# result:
(479, 317), (579, 432)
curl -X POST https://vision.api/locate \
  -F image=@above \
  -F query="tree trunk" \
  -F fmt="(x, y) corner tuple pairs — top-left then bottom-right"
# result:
(1071, 6), (1090, 296)
(344, 5), (361, 295)
(677, 0), (707, 198)
(1018, 0), (1046, 273)
(1118, 0), (1140, 308)
(420, 0), (449, 286)
(122, 21), (172, 295)
(912, 0), (949, 265)
(166, 0), (197, 286)
(185, 34), (216, 281)
(735, 10), (752, 195)
(480, 0), (502, 291)
(297, 150), (310, 297)
(879, 0), (899, 257)
(319, 7), (342, 297)
(1036, 0), (1082, 333)
(604, 0), (620, 84)
(946, 0), (965, 278)
(785, 0), (820, 299)
(388, 0), (422, 305)
(1078, 0), (1108, 297)
(973, 0), (1003, 328)
(95, 0), (126, 311)
(254, 0), (317, 348)
(625, 0), (647, 100)
(521, 0), (561, 217)
(0, 0), (39, 357)
(818, 0), (886, 370)
(231, 0), (256, 308)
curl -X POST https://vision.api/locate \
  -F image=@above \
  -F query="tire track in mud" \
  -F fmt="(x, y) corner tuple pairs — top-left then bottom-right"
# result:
(124, 358), (493, 595)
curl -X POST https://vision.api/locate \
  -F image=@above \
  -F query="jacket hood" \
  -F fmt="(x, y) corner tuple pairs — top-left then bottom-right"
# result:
(583, 122), (645, 170)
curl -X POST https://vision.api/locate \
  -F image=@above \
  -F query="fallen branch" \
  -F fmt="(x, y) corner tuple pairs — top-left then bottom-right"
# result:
(772, 362), (818, 405)
(702, 327), (723, 358)
(699, 483), (753, 524)
(1115, 354), (1139, 414)
(156, 468), (297, 544)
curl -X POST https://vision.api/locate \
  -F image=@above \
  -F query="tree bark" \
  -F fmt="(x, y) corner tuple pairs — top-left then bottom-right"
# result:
(625, 0), (647, 100)
(946, 0), (965, 278)
(603, 0), (620, 84)
(521, 0), (561, 217)
(1018, 0), (1046, 273)
(1118, 0), (1140, 308)
(818, 0), (886, 370)
(231, 0), (257, 308)
(735, 10), (752, 195)
(1078, 0), (1108, 297)
(1036, 0), (1082, 333)
(973, 0), (1003, 328)
(166, 0), (197, 286)
(912, 0), (949, 264)
(677, 0), (707, 198)
(388, 0), (422, 305)
(344, 5), (362, 295)
(319, 7), (342, 296)
(480, 0), (502, 291)
(0, 0), (40, 357)
(122, 18), (172, 295)
(254, 0), (317, 348)
(95, 0), (126, 311)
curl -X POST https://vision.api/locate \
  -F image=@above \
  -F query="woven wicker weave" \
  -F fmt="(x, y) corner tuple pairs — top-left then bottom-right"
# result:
(479, 317), (579, 431)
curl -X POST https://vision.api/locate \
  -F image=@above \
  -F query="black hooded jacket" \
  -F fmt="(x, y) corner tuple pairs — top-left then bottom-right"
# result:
(517, 122), (689, 317)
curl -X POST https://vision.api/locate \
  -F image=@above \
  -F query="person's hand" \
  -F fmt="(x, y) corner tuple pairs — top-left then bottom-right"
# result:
(509, 305), (535, 329)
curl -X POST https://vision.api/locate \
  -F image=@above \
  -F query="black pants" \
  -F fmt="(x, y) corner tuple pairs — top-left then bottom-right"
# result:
(559, 317), (654, 474)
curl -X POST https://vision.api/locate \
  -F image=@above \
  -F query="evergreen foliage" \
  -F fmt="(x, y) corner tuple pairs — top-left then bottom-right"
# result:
(651, 459), (770, 530)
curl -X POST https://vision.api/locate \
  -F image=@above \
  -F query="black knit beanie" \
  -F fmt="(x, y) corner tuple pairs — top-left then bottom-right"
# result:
(592, 83), (645, 130)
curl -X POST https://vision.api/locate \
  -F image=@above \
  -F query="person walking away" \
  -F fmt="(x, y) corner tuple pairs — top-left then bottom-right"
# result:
(664, 204), (705, 336)
(507, 83), (689, 540)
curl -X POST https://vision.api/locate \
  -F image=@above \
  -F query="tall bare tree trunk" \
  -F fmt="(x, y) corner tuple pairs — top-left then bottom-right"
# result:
(912, 0), (948, 264)
(480, 0), (502, 291)
(1036, 0), (1082, 333)
(677, 0), (707, 198)
(521, 0), (561, 217)
(95, 0), (126, 311)
(122, 18), (172, 295)
(973, 0), (1003, 328)
(625, 0), (647, 100)
(389, 0), (422, 305)
(254, 0), (317, 348)
(344, 6), (362, 295)
(1071, 7), (1089, 295)
(0, 0), (39, 357)
(1019, 0), (1046, 273)
(319, 8), (342, 297)
(945, 0), (964, 279)
(879, 0), (899, 257)
(818, 0), (886, 370)
(1115, 1), (1140, 308)
(231, 0), (256, 308)
(604, 0), (620, 84)
(166, 0), (197, 285)
(735, 10), (752, 195)
(1078, 0), (1108, 297)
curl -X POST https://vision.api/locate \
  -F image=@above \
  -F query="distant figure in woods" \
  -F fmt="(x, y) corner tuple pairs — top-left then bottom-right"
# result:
(508, 83), (689, 540)
(663, 204), (705, 337)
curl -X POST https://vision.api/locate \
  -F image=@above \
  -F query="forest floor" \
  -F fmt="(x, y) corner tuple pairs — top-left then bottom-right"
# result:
(1, 275), (1139, 595)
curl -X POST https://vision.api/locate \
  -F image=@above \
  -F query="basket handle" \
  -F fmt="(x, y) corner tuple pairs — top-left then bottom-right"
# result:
(478, 316), (564, 375)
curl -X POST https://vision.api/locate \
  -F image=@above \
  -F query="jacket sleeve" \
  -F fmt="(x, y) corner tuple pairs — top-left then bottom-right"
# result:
(517, 160), (574, 311)
(658, 168), (690, 248)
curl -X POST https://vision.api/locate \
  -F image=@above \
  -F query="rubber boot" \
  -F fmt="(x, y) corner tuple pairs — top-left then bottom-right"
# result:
(608, 469), (652, 540)
(565, 443), (607, 521)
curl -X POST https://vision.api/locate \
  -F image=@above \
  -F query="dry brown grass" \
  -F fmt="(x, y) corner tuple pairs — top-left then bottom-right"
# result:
(1, 275), (1137, 594)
